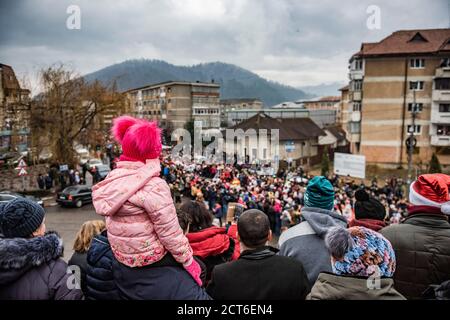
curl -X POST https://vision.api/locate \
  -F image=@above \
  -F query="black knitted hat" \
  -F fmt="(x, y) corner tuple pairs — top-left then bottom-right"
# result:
(0, 197), (45, 238)
(354, 189), (386, 221)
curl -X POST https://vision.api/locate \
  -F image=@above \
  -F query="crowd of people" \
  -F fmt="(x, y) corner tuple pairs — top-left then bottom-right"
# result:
(0, 115), (449, 300)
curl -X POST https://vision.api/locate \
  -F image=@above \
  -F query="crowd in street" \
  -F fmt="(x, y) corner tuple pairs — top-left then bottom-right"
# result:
(0, 116), (449, 301)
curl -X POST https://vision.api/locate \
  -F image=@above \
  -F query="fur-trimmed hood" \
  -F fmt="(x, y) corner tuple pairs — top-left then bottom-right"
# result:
(0, 231), (64, 285)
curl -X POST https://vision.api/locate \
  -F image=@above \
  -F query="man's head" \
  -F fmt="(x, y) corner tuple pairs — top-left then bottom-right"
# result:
(237, 209), (271, 249)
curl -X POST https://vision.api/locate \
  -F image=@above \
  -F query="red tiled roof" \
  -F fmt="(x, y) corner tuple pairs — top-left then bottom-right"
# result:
(353, 29), (450, 57)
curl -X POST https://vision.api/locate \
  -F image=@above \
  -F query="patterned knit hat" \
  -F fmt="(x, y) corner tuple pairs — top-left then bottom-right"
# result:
(304, 176), (334, 210)
(0, 198), (45, 238)
(409, 174), (450, 214)
(325, 226), (396, 278)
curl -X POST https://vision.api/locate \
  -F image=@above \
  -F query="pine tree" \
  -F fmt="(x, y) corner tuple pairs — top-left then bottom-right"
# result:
(321, 150), (330, 176)
(429, 153), (442, 173)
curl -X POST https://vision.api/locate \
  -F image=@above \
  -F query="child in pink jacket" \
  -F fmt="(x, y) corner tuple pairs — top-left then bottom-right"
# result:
(92, 116), (202, 286)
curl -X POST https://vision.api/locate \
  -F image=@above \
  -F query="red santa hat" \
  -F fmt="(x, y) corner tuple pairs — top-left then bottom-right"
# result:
(409, 174), (450, 214)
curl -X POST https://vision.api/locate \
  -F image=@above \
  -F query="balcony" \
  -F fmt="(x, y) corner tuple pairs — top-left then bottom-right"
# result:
(432, 90), (450, 102)
(435, 67), (450, 78)
(431, 107), (450, 124)
(431, 135), (450, 146)
(351, 111), (361, 122)
(351, 91), (362, 101)
(349, 70), (364, 80)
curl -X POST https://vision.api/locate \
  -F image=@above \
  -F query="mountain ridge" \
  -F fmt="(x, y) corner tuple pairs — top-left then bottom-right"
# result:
(83, 59), (313, 106)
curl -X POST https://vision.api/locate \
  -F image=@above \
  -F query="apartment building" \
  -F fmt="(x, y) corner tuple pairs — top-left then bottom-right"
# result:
(344, 29), (450, 169)
(0, 63), (31, 153)
(126, 81), (221, 130)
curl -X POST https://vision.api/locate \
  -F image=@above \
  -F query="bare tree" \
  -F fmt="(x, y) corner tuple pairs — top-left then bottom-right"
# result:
(31, 64), (127, 166)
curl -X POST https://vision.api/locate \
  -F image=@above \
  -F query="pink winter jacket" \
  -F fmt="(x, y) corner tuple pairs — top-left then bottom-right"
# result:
(92, 159), (193, 268)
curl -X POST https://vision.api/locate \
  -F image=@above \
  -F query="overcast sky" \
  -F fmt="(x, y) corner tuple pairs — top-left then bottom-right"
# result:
(0, 0), (448, 92)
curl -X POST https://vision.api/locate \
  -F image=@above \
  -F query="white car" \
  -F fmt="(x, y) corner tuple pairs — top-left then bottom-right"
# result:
(86, 158), (103, 171)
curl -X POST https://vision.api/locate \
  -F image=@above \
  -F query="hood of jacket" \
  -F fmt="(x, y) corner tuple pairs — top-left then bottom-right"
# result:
(301, 207), (347, 238)
(186, 226), (231, 259)
(92, 159), (160, 217)
(240, 246), (279, 261)
(0, 231), (63, 285)
(87, 231), (111, 266)
(308, 272), (405, 300)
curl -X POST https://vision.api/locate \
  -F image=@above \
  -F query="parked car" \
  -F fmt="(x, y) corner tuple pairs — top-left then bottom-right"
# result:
(0, 190), (44, 206)
(96, 164), (111, 182)
(56, 185), (92, 208)
(86, 158), (103, 172)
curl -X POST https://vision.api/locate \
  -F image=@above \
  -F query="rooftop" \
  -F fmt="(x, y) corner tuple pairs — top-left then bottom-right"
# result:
(125, 80), (220, 93)
(230, 112), (325, 141)
(352, 28), (450, 58)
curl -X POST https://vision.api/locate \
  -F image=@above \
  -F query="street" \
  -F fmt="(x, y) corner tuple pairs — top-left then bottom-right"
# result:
(44, 204), (101, 261)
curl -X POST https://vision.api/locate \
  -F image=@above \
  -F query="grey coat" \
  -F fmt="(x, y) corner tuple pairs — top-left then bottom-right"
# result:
(278, 207), (347, 286)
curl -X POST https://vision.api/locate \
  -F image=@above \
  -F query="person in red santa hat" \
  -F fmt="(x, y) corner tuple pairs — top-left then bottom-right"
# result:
(381, 173), (450, 299)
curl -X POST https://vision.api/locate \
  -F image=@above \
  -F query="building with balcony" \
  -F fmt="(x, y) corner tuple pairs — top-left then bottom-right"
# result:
(344, 28), (450, 169)
(0, 63), (31, 153)
(126, 81), (221, 131)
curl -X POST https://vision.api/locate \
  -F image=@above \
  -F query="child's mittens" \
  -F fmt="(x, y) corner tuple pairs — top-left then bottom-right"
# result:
(183, 258), (203, 287)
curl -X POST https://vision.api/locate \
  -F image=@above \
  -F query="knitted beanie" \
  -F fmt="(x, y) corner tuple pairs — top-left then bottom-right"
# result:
(354, 189), (386, 221)
(325, 226), (396, 278)
(111, 115), (162, 163)
(0, 198), (45, 238)
(304, 176), (335, 210)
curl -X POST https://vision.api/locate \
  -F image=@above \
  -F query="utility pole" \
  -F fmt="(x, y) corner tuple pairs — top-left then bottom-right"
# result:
(407, 89), (417, 184)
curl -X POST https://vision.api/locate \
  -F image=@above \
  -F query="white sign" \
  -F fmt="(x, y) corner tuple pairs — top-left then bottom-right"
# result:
(18, 159), (27, 168)
(334, 152), (366, 179)
(59, 164), (69, 172)
(18, 167), (27, 176)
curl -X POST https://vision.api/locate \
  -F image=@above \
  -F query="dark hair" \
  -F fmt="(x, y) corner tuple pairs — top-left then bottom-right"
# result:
(176, 208), (192, 233)
(179, 200), (213, 232)
(237, 209), (270, 248)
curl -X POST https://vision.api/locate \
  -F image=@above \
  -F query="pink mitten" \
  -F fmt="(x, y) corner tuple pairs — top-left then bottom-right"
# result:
(183, 258), (202, 286)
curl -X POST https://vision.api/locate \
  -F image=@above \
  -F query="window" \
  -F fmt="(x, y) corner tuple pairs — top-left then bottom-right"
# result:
(353, 102), (361, 112)
(435, 78), (450, 90)
(409, 81), (424, 90)
(439, 104), (450, 112)
(353, 80), (362, 91)
(407, 125), (422, 135)
(437, 125), (450, 136)
(407, 103), (423, 112)
(410, 58), (425, 69)
(354, 59), (363, 70)
(440, 58), (450, 68)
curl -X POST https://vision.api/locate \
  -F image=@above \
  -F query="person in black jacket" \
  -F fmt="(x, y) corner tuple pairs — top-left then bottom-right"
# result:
(85, 230), (120, 300)
(0, 198), (83, 300)
(206, 209), (311, 300)
(68, 220), (105, 295)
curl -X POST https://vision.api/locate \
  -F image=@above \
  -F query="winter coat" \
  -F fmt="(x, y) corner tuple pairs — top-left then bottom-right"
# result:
(380, 206), (450, 299)
(278, 206), (348, 286)
(112, 253), (211, 300)
(92, 159), (193, 268)
(207, 246), (310, 300)
(68, 251), (88, 294)
(186, 226), (239, 282)
(307, 272), (405, 300)
(0, 232), (83, 300)
(85, 231), (120, 300)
